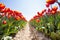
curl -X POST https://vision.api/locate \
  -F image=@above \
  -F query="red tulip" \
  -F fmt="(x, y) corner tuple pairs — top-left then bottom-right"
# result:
(8, 10), (13, 15)
(48, 8), (51, 12)
(15, 16), (20, 20)
(33, 15), (39, 19)
(42, 9), (46, 13)
(36, 19), (40, 23)
(37, 12), (40, 15)
(0, 3), (5, 10)
(3, 8), (10, 13)
(14, 11), (22, 18)
(46, 12), (49, 15)
(3, 20), (7, 24)
(7, 15), (11, 19)
(21, 16), (24, 19)
(46, 0), (57, 4)
(52, 6), (58, 11)
(51, 10), (56, 14)
(37, 12), (43, 17)
(14, 11), (20, 15)
(46, 3), (50, 7)
(0, 9), (5, 13)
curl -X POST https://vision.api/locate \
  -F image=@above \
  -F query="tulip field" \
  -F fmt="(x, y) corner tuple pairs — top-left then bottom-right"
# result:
(0, 0), (60, 40)
(0, 3), (27, 40)
(29, 0), (60, 40)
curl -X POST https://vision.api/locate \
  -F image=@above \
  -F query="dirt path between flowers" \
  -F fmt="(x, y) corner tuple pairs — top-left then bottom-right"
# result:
(13, 22), (51, 40)
(13, 22), (32, 40)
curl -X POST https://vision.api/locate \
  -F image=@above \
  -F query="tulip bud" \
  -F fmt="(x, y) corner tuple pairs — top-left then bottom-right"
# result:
(52, 6), (58, 11)
(51, 10), (56, 14)
(3, 20), (7, 24)
(36, 19), (40, 23)
(15, 16), (20, 20)
(46, 3), (50, 7)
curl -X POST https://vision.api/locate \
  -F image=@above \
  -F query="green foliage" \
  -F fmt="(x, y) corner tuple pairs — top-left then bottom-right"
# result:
(0, 16), (26, 40)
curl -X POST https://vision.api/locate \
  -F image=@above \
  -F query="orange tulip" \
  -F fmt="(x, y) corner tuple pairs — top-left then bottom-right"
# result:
(51, 10), (56, 14)
(46, 0), (57, 4)
(15, 16), (20, 20)
(36, 19), (40, 23)
(21, 16), (24, 19)
(52, 6), (58, 11)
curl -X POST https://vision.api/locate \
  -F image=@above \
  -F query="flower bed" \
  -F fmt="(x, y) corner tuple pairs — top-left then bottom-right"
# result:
(30, 10), (60, 40)
(29, 0), (60, 40)
(0, 3), (27, 40)
(29, 2), (60, 40)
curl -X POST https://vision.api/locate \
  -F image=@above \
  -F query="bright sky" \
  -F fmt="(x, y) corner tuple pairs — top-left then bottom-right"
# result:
(0, 0), (60, 21)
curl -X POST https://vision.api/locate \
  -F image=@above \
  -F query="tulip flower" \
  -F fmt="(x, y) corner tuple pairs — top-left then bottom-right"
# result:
(7, 15), (11, 19)
(46, 0), (57, 4)
(51, 10), (56, 14)
(3, 20), (7, 24)
(0, 3), (5, 10)
(0, 3), (27, 40)
(36, 19), (40, 23)
(37, 12), (43, 17)
(13, 11), (22, 17)
(52, 6), (58, 11)
(15, 16), (20, 20)
(3, 8), (10, 13)
(33, 15), (39, 19)
(46, 3), (50, 7)
(42, 9), (46, 13)
(48, 8), (51, 12)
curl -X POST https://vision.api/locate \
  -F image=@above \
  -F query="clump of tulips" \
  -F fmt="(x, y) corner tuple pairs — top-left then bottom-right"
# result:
(0, 3), (27, 40)
(29, 0), (60, 40)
